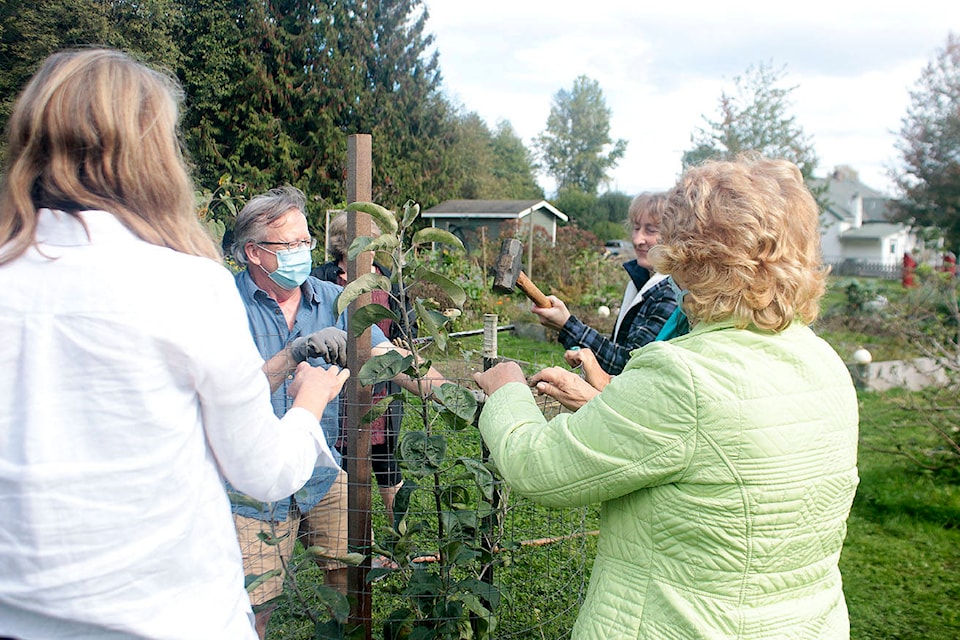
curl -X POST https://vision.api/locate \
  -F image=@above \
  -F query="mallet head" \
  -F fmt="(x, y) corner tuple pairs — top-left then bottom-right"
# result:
(492, 238), (523, 293)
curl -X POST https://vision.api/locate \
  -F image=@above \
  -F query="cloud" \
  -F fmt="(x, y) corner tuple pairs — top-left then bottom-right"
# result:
(424, 0), (959, 195)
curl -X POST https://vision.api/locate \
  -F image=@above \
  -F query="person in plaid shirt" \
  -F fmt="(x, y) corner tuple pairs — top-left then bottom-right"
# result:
(532, 192), (677, 375)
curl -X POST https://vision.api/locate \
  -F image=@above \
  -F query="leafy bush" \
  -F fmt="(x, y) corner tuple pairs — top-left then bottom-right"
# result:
(814, 278), (914, 362)
(876, 270), (960, 471)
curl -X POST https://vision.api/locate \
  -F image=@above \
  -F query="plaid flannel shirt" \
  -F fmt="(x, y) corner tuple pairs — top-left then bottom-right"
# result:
(557, 261), (677, 375)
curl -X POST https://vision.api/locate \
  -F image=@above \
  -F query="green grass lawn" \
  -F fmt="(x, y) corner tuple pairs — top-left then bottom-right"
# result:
(843, 389), (960, 639)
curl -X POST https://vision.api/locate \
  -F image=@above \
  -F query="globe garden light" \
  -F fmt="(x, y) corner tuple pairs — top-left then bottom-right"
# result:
(852, 346), (872, 391)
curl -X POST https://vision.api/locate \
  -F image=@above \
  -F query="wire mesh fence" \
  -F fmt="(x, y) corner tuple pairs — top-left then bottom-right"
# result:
(258, 324), (595, 639)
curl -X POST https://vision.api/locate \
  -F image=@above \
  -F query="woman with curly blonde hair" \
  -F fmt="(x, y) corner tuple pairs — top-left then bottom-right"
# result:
(475, 156), (859, 639)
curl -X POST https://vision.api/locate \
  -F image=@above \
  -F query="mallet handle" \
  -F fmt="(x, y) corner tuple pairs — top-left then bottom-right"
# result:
(516, 271), (552, 308)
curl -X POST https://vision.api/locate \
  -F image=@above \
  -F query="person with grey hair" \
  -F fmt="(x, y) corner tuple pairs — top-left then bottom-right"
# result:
(230, 186), (448, 638)
(531, 192), (677, 376)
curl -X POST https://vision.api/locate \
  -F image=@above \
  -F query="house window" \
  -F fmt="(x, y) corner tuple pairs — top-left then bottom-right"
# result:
(889, 241), (897, 255)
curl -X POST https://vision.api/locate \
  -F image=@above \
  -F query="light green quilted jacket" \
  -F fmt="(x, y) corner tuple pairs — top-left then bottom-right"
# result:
(479, 321), (859, 639)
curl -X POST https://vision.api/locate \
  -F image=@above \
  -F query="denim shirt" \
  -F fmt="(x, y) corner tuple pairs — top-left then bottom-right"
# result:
(230, 270), (386, 521)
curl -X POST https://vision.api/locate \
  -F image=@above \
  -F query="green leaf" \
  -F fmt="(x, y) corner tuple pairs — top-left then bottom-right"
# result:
(349, 303), (400, 338)
(203, 218), (226, 245)
(340, 552), (367, 566)
(400, 199), (421, 227)
(458, 577), (501, 612)
(406, 567), (444, 596)
(345, 201), (399, 235)
(336, 272), (393, 316)
(453, 509), (479, 532)
(457, 458), (497, 502)
(412, 266), (467, 308)
(441, 485), (471, 510)
(440, 540), (479, 565)
(414, 299), (448, 351)
(345, 235), (374, 257)
(440, 512), (463, 539)
(309, 583), (352, 625)
(399, 431), (447, 476)
(411, 226), (464, 250)
(358, 351), (415, 386)
(433, 383), (478, 423)
(360, 392), (400, 425)
(245, 569), (281, 592)
(458, 592), (492, 619)
(347, 234), (400, 260)
(392, 481), (418, 533)
(255, 529), (291, 546)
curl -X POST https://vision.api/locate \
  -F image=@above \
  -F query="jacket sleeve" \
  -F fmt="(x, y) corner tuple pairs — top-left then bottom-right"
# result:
(557, 281), (677, 375)
(478, 344), (698, 508)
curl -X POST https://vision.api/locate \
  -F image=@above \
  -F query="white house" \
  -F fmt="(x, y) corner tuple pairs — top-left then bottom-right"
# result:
(815, 166), (922, 274)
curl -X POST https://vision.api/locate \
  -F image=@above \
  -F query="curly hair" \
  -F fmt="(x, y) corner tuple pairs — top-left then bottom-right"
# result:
(649, 156), (827, 331)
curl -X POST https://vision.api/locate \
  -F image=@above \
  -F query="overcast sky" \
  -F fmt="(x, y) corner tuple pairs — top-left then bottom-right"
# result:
(422, 1), (959, 198)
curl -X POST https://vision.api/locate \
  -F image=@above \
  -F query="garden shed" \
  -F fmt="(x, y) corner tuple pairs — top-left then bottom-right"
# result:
(421, 199), (568, 251)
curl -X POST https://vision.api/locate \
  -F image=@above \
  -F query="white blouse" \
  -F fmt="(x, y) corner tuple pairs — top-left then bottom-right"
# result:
(0, 210), (338, 639)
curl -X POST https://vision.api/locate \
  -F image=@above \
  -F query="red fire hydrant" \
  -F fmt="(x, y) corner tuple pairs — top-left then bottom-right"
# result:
(902, 252), (917, 288)
(942, 251), (957, 277)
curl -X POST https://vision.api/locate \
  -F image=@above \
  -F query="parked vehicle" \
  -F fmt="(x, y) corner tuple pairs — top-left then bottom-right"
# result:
(604, 239), (632, 257)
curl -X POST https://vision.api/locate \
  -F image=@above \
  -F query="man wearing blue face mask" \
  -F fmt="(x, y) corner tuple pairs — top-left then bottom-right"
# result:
(227, 186), (448, 638)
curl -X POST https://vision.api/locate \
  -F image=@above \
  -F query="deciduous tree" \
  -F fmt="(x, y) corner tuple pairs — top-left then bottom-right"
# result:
(891, 33), (960, 253)
(490, 120), (543, 200)
(535, 75), (627, 195)
(682, 62), (824, 205)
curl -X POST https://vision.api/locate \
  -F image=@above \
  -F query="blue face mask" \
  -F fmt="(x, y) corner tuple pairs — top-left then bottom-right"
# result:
(259, 246), (312, 290)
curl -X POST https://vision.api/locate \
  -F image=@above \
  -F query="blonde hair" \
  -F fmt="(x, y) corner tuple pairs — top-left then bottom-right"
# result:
(649, 156), (827, 331)
(0, 48), (220, 264)
(626, 191), (666, 230)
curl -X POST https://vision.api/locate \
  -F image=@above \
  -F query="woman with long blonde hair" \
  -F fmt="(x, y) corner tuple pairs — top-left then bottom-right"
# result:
(0, 48), (349, 639)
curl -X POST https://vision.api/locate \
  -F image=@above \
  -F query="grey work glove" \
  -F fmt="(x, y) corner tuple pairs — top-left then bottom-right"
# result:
(289, 327), (348, 367)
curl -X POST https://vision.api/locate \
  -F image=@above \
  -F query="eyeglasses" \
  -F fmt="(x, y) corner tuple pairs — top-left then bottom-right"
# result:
(256, 237), (317, 251)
